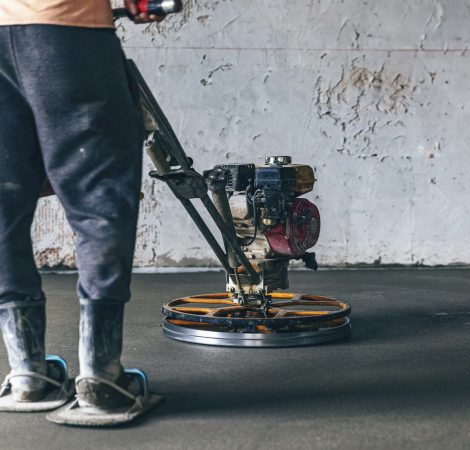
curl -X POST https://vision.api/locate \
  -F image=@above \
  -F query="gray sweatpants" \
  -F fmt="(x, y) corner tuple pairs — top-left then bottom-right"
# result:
(0, 25), (144, 306)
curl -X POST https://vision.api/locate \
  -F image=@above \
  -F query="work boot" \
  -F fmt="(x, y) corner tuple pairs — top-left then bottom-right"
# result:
(77, 301), (132, 409)
(0, 303), (47, 402)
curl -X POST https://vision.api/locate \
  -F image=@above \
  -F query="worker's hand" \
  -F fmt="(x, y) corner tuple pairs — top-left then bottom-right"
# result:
(124, 0), (166, 23)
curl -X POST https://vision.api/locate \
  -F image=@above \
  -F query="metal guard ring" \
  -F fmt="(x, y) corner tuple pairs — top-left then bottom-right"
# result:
(162, 292), (351, 330)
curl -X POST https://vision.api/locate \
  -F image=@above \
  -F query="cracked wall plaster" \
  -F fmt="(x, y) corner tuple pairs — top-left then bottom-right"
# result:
(32, 0), (470, 267)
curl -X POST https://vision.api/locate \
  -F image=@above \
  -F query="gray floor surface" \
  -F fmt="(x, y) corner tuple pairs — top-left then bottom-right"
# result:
(0, 269), (469, 450)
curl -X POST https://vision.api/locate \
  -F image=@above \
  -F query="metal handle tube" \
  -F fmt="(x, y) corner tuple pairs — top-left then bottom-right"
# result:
(126, 60), (192, 170)
(211, 189), (239, 269)
(146, 141), (172, 175)
(126, 58), (255, 281)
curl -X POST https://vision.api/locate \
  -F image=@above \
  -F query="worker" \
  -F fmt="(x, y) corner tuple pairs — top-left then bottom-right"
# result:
(0, 0), (166, 426)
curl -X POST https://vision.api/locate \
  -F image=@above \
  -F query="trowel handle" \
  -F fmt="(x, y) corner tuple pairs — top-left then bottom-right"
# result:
(113, 0), (183, 18)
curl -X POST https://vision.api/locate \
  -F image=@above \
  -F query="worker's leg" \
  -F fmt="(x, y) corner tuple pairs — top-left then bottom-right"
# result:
(0, 27), (47, 400)
(15, 25), (144, 306)
(11, 25), (144, 404)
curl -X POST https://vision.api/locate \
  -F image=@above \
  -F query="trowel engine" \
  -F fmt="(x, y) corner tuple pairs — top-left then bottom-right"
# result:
(217, 156), (320, 301)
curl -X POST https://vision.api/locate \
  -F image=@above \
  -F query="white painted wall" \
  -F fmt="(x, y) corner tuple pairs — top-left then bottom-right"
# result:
(33, 0), (470, 267)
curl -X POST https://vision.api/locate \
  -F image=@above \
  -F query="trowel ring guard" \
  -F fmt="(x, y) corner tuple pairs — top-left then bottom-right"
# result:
(162, 292), (351, 347)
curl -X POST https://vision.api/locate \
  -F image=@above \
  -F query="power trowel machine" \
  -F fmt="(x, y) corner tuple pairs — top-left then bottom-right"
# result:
(124, 60), (352, 347)
(40, 6), (352, 348)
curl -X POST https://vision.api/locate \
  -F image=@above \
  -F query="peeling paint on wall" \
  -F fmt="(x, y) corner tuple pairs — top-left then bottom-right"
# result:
(33, 0), (470, 268)
(313, 61), (415, 158)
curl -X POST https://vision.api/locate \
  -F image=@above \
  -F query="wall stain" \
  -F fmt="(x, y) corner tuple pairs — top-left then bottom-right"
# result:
(313, 60), (418, 158)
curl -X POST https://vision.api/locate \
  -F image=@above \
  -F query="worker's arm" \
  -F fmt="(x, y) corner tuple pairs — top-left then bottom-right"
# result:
(124, 0), (166, 23)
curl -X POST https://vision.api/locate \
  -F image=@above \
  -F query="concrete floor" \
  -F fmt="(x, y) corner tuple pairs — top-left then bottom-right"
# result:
(0, 269), (469, 450)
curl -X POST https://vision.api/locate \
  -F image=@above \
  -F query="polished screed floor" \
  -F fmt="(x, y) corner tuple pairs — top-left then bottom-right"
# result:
(0, 269), (469, 450)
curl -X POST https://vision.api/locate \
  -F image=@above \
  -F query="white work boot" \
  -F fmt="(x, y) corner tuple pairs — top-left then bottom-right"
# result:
(77, 301), (132, 409)
(0, 304), (47, 402)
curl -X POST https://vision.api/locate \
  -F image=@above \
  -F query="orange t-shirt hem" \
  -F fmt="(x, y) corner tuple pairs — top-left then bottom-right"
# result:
(0, 18), (114, 28)
(0, 1), (114, 29)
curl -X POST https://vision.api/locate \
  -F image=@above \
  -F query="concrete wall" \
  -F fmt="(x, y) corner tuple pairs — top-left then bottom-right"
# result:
(33, 0), (470, 268)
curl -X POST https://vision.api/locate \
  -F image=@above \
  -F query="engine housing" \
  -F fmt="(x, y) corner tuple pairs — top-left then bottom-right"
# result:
(219, 156), (320, 294)
(265, 198), (320, 257)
